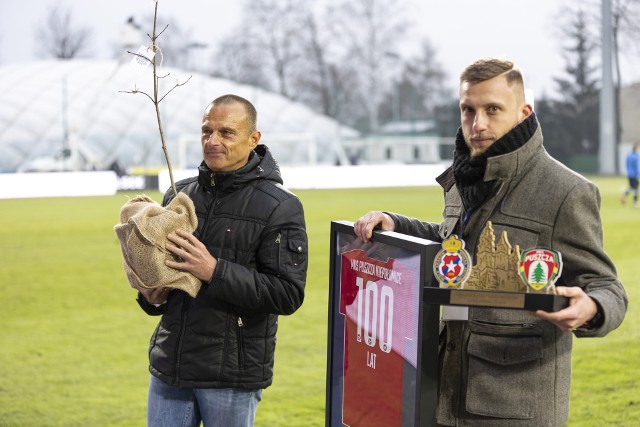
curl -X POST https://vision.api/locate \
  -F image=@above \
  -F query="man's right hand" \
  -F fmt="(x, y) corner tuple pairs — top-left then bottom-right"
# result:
(354, 211), (395, 243)
(139, 287), (170, 305)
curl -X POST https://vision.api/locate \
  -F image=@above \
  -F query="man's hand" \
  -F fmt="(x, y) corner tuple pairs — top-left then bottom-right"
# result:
(353, 211), (395, 243)
(165, 229), (217, 282)
(533, 286), (598, 332)
(139, 287), (170, 305)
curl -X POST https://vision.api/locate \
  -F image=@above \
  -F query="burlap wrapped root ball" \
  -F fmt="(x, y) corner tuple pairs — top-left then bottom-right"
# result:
(114, 192), (201, 298)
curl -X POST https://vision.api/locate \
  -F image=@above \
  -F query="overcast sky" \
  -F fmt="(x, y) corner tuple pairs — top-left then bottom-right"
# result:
(1, 0), (639, 100)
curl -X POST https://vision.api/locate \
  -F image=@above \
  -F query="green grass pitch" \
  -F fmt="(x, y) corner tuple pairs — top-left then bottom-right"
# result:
(0, 177), (637, 426)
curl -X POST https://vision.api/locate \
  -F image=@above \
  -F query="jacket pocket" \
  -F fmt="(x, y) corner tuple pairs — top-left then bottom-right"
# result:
(277, 228), (308, 274)
(148, 322), (175, 376)
(465, 324), (543, 419)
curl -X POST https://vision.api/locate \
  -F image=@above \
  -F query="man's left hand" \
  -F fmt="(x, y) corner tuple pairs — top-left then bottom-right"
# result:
(165, 229), (217, 282)
(533, 286), (598, 332)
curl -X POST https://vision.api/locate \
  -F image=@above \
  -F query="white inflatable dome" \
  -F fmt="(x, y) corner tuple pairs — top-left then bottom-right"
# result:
(0, 59), (356, 172)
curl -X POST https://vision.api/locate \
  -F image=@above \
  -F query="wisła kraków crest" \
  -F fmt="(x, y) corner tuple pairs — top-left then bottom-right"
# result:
(433, 235), (472, 288)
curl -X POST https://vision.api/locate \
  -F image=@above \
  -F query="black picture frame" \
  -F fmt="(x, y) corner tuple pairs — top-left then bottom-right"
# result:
(325, 220), (441, 427)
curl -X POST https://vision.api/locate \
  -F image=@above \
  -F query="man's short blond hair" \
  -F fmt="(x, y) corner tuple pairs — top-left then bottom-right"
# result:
(460, 58), (525, 89)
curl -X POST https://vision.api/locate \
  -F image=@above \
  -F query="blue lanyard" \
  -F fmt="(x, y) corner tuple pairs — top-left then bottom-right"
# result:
(461, 207), (474, 237)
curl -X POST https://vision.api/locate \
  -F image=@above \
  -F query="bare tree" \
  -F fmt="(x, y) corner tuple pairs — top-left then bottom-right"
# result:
(382, 39), (449, 124)
(206, 0), (444, 134)
(386, 43), (457, 143)
(289, 3), (333, 115)
(210, 0), (339, 106)
(326, 0), (410, 132)
(255, 0), (308, 98)
(209, 0), (307, 98)
(608, 0), (640, 148)
(556, 0), (640, 149)
(35, 3), (92, 59)
(287, 2), (353, 118)
(598, 0), (640, 85)
(540, 6), (600, 167)
(209, 33), (273, 90)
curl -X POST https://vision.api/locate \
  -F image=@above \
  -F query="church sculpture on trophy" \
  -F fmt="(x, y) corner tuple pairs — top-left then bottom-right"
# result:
(430, 221), (566, 311)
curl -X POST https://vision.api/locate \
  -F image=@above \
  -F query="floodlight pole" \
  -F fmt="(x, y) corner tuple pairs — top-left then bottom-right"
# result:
(61, 75), (69, 172)
(599, 0), (616, 175)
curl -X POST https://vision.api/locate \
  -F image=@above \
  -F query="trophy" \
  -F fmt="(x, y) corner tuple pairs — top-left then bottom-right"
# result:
(429, 221), (567, 311)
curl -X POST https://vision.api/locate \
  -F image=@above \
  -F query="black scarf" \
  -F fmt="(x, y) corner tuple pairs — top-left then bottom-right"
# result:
(452, 112), (538, 211)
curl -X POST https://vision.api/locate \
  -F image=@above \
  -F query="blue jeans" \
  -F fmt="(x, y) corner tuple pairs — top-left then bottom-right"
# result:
(147, 375), (262, 427)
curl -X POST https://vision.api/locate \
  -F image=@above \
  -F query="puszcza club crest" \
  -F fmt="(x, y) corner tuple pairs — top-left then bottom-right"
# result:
(519, 248), (563, 292)
(433, 235), (472, 288)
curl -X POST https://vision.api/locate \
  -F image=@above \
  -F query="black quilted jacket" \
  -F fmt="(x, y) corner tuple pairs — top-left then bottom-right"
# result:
(137, 145), (308, 389)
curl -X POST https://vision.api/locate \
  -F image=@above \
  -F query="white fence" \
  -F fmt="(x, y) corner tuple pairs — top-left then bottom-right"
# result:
(0, 171), (118, 199)
(0, 164), (450, 199)
(159, 163), (449, 192)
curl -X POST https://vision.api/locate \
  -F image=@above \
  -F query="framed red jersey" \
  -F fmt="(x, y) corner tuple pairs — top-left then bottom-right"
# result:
(326, 221), (441, 427)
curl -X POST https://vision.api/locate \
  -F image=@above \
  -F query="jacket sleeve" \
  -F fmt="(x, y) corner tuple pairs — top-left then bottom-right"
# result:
(206, 195), (307, 315)
(136, 292), (166, 316)
(553, 181), (628, 337)
(385, 211), (442, 242)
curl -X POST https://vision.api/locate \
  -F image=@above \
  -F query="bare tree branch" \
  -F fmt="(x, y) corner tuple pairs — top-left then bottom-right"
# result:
(119, 87), (155, 104)
(125, 50), (154, 66)
(121, 0), (191, 196)
(158, 76), (192, 104)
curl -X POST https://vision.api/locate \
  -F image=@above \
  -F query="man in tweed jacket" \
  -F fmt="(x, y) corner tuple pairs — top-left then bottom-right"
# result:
(354, 59), (627, 426)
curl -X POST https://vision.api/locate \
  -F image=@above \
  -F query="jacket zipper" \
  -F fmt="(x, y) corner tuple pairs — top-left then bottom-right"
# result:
(275, 233), (281, 276)
(237, 316), (245, 367)
(198, 173), (218, 246)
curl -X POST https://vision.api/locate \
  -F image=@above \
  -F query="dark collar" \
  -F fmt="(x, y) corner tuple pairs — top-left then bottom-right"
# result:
(450, 112), (539, 210)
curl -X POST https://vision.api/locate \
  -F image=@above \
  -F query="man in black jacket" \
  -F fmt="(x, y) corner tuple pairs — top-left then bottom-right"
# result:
(137, 94), (308, 427)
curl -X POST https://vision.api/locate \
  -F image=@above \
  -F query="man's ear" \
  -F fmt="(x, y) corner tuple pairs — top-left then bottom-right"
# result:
(249, 131), (261, 149)
(520, 103), (533, 121)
